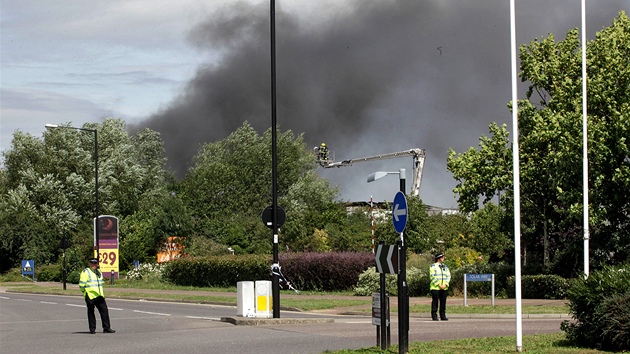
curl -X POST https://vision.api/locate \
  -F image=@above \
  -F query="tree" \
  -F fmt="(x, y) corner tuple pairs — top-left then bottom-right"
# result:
(181, 121), (341, 254)
(447, 12), (630, 275)
(0, 118), (169, 271)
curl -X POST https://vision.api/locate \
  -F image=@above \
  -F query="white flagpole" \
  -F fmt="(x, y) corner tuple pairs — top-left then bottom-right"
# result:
(581, 0), (590, 279)
(509, 0), (523, 351)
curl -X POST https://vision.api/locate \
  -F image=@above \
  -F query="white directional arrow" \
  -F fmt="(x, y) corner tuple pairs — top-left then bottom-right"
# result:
(393, 203), (407, 222)
(375, 246), (383, 273)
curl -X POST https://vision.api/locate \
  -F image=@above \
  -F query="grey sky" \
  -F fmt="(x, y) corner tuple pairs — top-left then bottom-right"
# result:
(2, 1), (628, 207)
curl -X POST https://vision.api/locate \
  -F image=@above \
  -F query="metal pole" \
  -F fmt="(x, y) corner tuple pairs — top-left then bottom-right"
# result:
(463, 274), (467, 306)
(398, 169), (408, 354)
(509, 0), (523, 351)
(62, 238), (67, 290)
(270, 0), (280, 319)
(94, 129), (99, 259)
(581, 0), (589, 279)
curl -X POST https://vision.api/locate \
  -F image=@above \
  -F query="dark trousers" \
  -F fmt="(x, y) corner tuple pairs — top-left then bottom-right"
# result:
(85, 296), (111, 332)
(430, 289), (448, 319)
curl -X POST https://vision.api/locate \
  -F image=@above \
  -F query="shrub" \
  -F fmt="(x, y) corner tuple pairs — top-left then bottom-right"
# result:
(354, 267), (398, 296)
(280, 252), (374, 291)
(597, 291), (630, 351)
(449, 262), (514, 297)
(163, 255), (269, 287)
(507, 274), (570, 299)
(35, 264), (62, 282)
(354, 267), (429, 297)
(406, 267), (430, 297)
(162, 252), (374, 291)
(67, 270), (81, 284)
(561, 264), (630, 352)
(127, 263), (165, 282)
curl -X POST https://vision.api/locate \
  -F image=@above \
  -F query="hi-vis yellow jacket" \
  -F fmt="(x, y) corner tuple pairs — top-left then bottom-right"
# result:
(79, 268), (105, 300)
(429, 262), (451, 291)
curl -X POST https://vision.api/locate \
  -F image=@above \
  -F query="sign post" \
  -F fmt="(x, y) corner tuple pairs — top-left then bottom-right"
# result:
(375, 242), (398, 349)
(464, 274), (495, 306)
(392, 191), (408, 354)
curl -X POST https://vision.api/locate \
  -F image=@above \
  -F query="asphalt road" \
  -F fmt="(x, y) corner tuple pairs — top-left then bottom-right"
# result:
(0, 292), (565, 354)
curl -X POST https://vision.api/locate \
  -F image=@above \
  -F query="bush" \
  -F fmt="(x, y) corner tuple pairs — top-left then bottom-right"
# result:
(449, 262), (514, 297)
(127, 263), (165, 282)
(507, 274), (570, 299)
(354, 267), (429, 297)
(561, 264), (630, 352)
(163, 255), (269, 287)
(281, 252), (374, 291)
(354, 267), (398, 296)
(67, 270), (81, 284)
(162, 252), (374, 291)
(598, 291), (630, 351)
(35, 264), (62, 282)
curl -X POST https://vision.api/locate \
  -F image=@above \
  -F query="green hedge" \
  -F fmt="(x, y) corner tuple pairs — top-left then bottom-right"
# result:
(163, 255), (269, 287)
(354, 263), (572, 299)
(162, 252), (374, 291)
(507, 274), (571, 299)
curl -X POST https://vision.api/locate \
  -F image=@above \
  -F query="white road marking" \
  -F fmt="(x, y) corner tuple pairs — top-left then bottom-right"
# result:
(67, 304), (84, 308)
(133, 310), (171, 316)
(41, 301), (57, 304)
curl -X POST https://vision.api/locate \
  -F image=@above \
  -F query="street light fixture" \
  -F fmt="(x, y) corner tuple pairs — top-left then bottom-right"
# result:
(45, 124), (99, 258)
(367, 168), (406, 194)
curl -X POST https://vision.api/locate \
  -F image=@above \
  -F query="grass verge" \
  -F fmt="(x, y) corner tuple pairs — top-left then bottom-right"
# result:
(326, 332), (607, 353)
(0, 281), (567, 314)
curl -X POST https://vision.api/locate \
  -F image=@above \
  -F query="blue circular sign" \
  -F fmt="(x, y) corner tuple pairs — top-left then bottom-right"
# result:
(392, 191), (408, 233)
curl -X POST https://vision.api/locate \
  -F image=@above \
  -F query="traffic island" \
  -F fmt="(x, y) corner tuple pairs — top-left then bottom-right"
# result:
(220, 316), (335, 326)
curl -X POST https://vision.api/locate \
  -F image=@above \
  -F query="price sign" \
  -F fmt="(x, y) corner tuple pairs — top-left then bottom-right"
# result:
(97, 249), (119, 276)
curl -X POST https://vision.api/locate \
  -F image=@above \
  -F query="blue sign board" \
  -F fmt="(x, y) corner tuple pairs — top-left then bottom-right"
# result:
(22, 260), (34, 279)
(392, 191), (408, 233)
(465, 273), (493, 282)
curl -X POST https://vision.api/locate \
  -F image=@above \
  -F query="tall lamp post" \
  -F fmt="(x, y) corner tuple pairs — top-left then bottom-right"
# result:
(269, 0), (280, 318)
(45, 124), (99, 258)
(367, 168), (408, 354)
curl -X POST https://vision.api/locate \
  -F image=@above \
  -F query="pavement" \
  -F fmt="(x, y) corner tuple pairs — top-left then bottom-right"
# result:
(0, 281), (570, 324)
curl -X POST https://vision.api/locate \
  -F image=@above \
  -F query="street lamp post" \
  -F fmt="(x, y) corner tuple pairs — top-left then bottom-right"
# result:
(367, 168), (408, 354)
(45, 124), (99, 258)
(269, 0), (281, 318)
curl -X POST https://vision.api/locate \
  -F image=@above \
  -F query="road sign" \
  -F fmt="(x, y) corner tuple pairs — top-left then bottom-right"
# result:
(375, 244), (399, 274)
(392, 191), (408, 233)
(22, 260), (34, 275)
(22, 260), (34, 280)
(466, 273), (493, 282)
(261, 205), (286, 229)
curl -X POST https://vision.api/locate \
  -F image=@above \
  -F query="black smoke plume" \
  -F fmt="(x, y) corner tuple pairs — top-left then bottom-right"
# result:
(135, 0), (628, 206)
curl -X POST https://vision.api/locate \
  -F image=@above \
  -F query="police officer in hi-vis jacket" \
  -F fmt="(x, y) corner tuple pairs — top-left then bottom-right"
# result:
(79, 258), (116, 334)
(429, 252), (451, 321)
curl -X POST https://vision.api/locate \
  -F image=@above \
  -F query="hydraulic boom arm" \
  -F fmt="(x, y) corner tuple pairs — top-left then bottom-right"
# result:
(320, 148), (426, 197)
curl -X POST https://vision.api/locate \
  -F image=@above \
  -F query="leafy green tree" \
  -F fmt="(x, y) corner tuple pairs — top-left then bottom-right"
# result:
(0, 118), (169, 271)
(447, 12), (630, 275)
(181, 121), (340, 254)
(373, 196), (431, 254)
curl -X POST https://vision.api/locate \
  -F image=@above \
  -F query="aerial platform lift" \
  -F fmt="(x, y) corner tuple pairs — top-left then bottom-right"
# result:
(314, 146), (426, 197)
